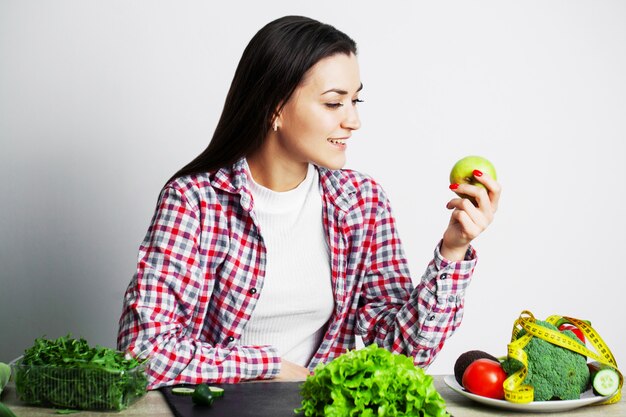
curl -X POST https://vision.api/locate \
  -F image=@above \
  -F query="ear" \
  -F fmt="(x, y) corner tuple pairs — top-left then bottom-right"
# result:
(271, 105), (284, 131)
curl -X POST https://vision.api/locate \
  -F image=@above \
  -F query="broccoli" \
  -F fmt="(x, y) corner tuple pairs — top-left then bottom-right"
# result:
(501, 320), (590, 401)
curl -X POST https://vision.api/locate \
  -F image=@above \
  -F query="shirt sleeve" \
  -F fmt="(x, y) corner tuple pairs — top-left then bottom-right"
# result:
(117, 185), (280, 389)
(356, 192), (477, 368)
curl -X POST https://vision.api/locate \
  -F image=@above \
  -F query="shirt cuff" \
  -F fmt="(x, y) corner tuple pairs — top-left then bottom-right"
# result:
(241, 345), (281, 380)
(432, 240), (477, 295)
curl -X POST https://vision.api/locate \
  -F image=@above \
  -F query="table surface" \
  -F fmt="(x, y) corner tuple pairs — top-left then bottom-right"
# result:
(2, 376), (624, 417)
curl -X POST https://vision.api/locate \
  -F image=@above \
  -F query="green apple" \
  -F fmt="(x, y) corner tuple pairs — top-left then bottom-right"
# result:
(449, 155), (497, 200)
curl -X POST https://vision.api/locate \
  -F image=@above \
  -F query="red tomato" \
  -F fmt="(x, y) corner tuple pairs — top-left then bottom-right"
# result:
(558, 323), (585, 343)
(462, 358), (507, 400)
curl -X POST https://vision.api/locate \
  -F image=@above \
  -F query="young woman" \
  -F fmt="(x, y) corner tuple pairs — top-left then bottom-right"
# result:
(117, 15), (501, 389)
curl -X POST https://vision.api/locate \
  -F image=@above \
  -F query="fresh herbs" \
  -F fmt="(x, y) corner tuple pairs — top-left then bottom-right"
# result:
(14, 335), (148, 411)
(296, 344), (450, 417)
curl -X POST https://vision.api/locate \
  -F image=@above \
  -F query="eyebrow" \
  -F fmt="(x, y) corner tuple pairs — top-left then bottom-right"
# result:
(321, 83), (364, 96)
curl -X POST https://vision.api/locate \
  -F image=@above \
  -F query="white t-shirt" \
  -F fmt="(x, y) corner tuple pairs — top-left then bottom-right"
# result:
(239, 162), (335, 366)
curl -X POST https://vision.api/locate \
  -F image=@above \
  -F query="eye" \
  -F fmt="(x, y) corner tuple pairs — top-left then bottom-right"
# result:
(325, 98), (364, 109)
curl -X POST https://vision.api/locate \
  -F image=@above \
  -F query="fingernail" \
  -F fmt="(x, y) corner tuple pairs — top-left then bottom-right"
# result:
(449, 183), (459, 190)
(473, 169), (483, 177)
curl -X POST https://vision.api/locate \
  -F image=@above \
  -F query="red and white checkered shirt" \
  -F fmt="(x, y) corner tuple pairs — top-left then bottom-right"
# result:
(117, 158), (477, 389)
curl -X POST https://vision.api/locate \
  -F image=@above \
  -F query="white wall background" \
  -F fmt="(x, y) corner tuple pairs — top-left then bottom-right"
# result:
(1, 1), (625, 376)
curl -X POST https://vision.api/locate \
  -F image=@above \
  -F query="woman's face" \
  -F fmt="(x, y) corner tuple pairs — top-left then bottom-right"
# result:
(274, 53), (362, 170)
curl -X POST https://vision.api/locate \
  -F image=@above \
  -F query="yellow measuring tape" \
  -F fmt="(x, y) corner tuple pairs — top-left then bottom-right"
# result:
(503, 310), (623, 404)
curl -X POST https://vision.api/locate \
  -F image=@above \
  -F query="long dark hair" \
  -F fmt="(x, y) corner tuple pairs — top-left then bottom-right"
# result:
(169, 15), (357, 181)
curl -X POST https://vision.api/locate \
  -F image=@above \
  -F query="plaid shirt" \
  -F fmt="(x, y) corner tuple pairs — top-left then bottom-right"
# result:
(117, 158), (477, 389)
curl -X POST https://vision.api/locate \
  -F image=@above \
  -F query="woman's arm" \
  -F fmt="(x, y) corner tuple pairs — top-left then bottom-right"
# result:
(356, 174), (500, 367)
(356, 208), (475, 367)
(117, 186), (280, 389)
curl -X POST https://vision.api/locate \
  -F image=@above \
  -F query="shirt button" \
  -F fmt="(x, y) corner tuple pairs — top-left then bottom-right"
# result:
(249, 287), (257, 295)
(227, 336), (235, 343)
(448, 295), (456, 303)
(428, 315), (436, 321)
(441, 273), (448, 280)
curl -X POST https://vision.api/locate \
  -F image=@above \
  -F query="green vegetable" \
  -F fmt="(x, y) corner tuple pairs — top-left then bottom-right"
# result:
(296, 344), (449, 417)
(172, 387), (196, 396)
(501, 320), (590, 401)
(192, 384), (214, 406)
(588, 362), (620, 397)
(173, 385), (224, 398)
(0, 402), (18, 417)
(0, 362), (10, 396)
(208, 386), (224, 398)
(14, 335), (148, 410)
(0, 362), (16, 417)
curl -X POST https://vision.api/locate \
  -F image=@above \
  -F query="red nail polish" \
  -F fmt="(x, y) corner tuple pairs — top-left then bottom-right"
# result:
(449, 183), (459, 190)
(473, 169), (483, 177)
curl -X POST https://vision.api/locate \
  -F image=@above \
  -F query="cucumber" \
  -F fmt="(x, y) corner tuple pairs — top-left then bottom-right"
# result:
(588, 362), (620, 397)
(208, 386), (224, 398)
(192, 384), (214, 406)
(172, 385), (224, 398)
(172, 387), (195, 396)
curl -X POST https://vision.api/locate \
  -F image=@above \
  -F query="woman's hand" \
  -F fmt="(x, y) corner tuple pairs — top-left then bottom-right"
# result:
(441, 170), (501, 261)
(272, 359), (310, 381)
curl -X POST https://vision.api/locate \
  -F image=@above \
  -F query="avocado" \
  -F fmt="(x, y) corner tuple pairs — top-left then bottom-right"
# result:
(454, 350), (499, 385)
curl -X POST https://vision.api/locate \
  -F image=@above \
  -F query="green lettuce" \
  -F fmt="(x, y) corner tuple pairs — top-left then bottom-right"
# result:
(296, 344), (449, 417)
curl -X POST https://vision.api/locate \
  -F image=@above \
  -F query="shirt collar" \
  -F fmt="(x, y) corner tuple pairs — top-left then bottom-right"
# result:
(317, 166), (358, 213)
(211, 158), (358, 213)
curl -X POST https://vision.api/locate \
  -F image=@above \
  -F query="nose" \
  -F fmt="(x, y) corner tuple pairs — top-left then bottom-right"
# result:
(341, 104), (361, 131)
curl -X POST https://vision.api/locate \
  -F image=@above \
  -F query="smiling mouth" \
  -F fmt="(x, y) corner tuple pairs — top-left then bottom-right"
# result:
(327, 138), (348, 145)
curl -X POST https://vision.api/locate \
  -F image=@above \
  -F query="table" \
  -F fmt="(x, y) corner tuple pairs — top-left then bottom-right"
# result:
(2, 376), (624, 417)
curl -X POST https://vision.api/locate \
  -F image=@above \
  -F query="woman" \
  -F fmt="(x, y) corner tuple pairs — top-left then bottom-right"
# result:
(117, 15), (500, 389)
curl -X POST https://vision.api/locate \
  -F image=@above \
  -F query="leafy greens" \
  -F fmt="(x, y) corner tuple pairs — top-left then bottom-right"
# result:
(14, 335), (147, 410)
(296, 344), (450, 417)
(0, 362), (10, 395)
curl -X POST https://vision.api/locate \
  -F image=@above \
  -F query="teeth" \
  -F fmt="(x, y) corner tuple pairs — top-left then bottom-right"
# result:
(328, 138), (346, 145)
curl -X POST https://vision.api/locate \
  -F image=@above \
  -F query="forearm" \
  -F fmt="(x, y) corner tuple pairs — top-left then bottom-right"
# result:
(145, 339), (280, 389)
(118, 312), (280, 389)
(359, 242), (476, 367)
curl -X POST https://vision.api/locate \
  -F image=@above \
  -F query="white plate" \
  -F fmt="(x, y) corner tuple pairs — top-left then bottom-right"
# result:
(443, 375), (614, 413)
